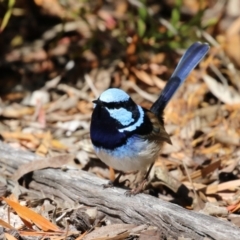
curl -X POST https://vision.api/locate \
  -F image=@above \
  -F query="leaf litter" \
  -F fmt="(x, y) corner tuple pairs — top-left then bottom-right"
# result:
(0, 0), (240, 239)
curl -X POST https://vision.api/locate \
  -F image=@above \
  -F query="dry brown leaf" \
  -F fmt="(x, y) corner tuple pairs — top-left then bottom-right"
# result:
(3, 197), (60, 232)
(206, 196), (217, 203)
(98, 10), (116, 29)
(203, 74), (240, 104)
(225, 17), (240, 67)
(78, 101), (93, 114)
(8, 194), (19, 202)
(218, 192), (235, 202)
(2, 132), (40, 146)
(36, 143), (48, 156)
(19, 231), (75, 236)
(2, 107), (34, 118)
(115, 1), (128, 15)
(206, 185), (218, 195)
(34, 0), (66, 18)
(131, 67), (154, 86)
(6, 194), (32, 229)
(83, 224), (136, 240)
(181, 160), (221, 181)
(228, 202), (240, 213)
(75, 231), (88, 240)
(226, 17), (240, 36)
(151, 75), (166, 89)
(150, 52), (165, 64)
(93, 69), (112, 94)
(182, 182), (206, 191)
(36, 131), (52, 156)
(213, 131), (240, 146)
(11, 154), (74, 181)
(1, 92), (25, 102)
(139, 229), (162, 240)
(180, 116), (209, 139)
(154, 166), (181, 193)
(206, 179), (240, 195)
(51, 139), (68, 150)
(199, 202), (228, 217)
(4, 233), (18, 240)
(198, 143), (222, 154)
(0, 218), (15, 230)
(183, 0), (207, 13)
(126, 42), (136, 55)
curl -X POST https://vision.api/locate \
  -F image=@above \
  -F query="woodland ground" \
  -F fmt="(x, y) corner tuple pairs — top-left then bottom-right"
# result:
(0, 0), (240, 239)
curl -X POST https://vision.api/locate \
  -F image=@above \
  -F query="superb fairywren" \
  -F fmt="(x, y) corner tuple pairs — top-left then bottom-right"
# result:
(90, 42), (209, 194)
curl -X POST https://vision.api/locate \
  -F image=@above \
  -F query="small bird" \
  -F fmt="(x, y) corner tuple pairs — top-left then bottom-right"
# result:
(90, 42), (209, 194)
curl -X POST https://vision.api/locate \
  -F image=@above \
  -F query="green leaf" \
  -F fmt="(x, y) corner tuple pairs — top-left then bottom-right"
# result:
(138, 7), (148, 20)
(171, 7), (180, 27)
(137, 18), (146, 37)
(0, 0), (15, 32)
(170, 0), (182, 28)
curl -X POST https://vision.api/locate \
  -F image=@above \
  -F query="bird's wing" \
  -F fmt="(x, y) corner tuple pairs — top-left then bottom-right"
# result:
(142, 111), (172, 145)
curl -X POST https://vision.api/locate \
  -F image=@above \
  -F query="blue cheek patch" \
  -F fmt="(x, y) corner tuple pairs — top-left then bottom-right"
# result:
(119, 105), (144, 132)
(107, 107), (134, 126)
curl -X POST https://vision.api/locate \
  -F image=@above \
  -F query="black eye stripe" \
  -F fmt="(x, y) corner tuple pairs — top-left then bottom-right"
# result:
(101, 99), (134, 110)
(102, 101), (124, 109)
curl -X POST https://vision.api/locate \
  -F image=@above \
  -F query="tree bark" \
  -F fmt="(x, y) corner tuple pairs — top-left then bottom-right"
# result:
(0, 142), (239, 240)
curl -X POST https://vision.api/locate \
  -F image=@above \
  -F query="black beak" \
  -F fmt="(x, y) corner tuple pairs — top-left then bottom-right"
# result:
(92, 99), (104, 107)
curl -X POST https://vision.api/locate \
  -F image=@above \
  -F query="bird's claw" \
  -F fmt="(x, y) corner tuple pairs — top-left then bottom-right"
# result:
(125, 179), (148, 196)
(103, 178), (130, 189)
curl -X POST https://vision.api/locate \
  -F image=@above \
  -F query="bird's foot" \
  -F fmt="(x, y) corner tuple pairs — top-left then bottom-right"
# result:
(102, 181), (114, 189)
(103, 173), (130, 189)
(103, 179), (130, 189)
(125, 179), (148, 196)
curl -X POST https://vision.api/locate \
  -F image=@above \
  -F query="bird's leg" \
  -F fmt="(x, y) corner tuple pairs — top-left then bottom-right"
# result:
(144, 162), (155, 181)
(103, 172), (130, 188)
(125, 163), (154, 196)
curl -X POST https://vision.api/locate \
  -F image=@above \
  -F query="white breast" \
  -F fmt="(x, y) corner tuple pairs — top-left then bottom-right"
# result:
(94, 136), (161, 172)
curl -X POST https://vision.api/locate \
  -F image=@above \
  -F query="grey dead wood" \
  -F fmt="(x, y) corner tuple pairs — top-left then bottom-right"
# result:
(0, 142), (239, 240)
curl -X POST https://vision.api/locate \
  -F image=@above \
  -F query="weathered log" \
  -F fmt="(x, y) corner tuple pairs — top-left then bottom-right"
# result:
(0, 142), (239, 239)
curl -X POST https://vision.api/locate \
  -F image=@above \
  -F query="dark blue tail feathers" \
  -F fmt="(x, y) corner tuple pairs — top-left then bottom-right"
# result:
(151, 42), (209, 117)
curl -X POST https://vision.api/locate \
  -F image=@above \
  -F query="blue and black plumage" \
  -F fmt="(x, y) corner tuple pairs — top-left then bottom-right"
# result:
(90, 42), (209, 193)
(151, 42), (209, 117)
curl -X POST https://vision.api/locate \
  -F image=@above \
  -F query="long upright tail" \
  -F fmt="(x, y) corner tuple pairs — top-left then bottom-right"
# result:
(150, 42), (209, 117)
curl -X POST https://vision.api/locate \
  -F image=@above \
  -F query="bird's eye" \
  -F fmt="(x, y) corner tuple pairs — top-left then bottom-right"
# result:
(113, 105), (120, 109)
